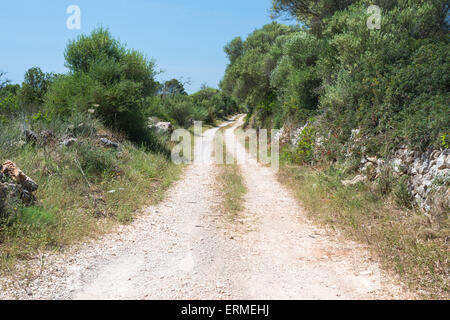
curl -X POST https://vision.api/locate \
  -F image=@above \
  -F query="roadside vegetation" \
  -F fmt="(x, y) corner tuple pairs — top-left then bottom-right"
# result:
(0, 114), (181, 272)
(222, 1), (449, 155)
(0, 28), (239, 273)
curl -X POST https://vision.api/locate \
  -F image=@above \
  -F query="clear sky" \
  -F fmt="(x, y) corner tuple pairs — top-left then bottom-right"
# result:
(0, 0), (278, 93)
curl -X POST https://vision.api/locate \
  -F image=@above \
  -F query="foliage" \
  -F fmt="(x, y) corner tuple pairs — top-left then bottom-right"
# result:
(223, 0), (450, 156)
(148, 86), (240, 127)
(19, 67), (56, 110)
(292, 125), (316, 164)
(159, 79), (188, 96)
(44, 28), (160, 148)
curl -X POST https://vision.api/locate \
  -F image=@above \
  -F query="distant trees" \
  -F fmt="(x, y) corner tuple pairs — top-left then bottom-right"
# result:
(20, 67), (56, 108)
(160, 79), (187, 96)
(148, 86), (240, 127)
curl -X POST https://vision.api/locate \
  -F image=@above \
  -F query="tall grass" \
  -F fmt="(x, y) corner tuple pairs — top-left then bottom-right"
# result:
(0, 113), (181, 273)
(278, 164), (449, 299)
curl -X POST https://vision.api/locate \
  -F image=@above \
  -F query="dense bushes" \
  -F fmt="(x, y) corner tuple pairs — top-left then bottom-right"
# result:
(222, 0), (449, 156)
(44, 28), (160, 147)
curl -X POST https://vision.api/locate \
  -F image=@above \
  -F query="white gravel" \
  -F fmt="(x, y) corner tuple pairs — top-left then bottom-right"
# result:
(0, 116), (412, 300)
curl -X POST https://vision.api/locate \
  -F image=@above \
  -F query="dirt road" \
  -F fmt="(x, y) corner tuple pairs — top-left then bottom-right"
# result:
(0, 116), (408, 300)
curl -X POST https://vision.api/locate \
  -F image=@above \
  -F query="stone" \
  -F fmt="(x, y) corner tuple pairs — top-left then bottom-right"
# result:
(430, 150), (441, 160)
(1, 161), (38, 192)
(416, 185), (425, 197)
(436, 154), (449, 170)
(418, 163), (428, 175)
(0, 162), (38, 215)
(392, 158), (403, 173)
(61, 138), (78, 147)
(99, 138), (119, 149)
(152, 122), (174, 134)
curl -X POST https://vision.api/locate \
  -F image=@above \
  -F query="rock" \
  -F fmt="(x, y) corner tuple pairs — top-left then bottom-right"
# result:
(430, 150), (441, 160)
(61, 138), (78, 147)
(418, 163), (428, 175)
(1, 161), (38, 192)
(99, 138), (119, 149)
(152, 122), (174, 134)
(436, 154), (449, 170)
(0, 180), (36, 216)
(342, 175), (367, 186)
(376, 159), (385, 167)
(416, 185), (425, 197)
(392, 158), (403, 173)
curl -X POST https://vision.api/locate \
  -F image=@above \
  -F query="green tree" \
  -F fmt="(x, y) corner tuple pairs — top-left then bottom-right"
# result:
(271, 0), (355, 35)
(0, 71), (10, 90)
(161, 79), (187, 96)
(20, 67), (56, 107)
(45, 28), (159, 145)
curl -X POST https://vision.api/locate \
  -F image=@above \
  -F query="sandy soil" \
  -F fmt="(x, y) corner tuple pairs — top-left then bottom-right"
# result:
(0, 116), (411, 300)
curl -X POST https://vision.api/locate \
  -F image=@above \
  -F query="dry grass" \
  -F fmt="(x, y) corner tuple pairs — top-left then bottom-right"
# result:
(0, 115), (182, 274)
(215, 123), (247, 220)
(278, 164), (449, 299)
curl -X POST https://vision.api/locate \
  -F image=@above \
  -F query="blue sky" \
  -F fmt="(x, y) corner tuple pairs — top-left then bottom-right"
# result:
(0, 0), (279, 93)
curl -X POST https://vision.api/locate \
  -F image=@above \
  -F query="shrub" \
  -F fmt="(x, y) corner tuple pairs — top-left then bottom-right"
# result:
(394, 176), (414, 209)
(44, 28), (160, 149)
(17, 206), (57, 228)
(292, 125), (315, 164)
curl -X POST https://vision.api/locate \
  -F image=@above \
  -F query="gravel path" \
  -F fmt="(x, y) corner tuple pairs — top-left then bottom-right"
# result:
(0, 117), (410, 300)
(223, 116), (409, 299)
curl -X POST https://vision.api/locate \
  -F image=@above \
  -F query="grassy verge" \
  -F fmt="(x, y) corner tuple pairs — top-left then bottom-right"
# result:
(0, 114), (182, 273)
(215, 123), (247, 220)
(278, 164), (449, 299)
